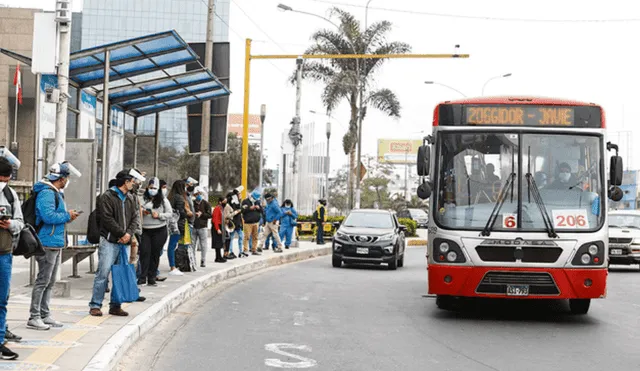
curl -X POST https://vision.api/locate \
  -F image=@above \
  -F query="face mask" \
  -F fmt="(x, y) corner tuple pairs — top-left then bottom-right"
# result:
(0, 182), (7, 192)
(148, 188), (158, 196)
(285, 204), (291, 208)
(196, 195), (203, 202)
(187, 186), (195, 193)
(559, 172), (571, 183)
(162, 188), (168, 197)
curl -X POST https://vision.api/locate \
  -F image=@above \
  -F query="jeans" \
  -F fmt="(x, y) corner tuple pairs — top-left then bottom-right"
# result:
(140, 227), (168, 282)
(229, 229), (243, 255)
(30, 249), (60, 320)
(316, 222), (325, 244)
(0, 254), (12, 343)
(90, 238), (127, 309)
(167, 234), (180, 268)
(193, 228), (208, 263)
(279, 225), (294, 247)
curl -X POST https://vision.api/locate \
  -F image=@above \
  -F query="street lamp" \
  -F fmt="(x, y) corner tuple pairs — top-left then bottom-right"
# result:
(424, 81), (467, 97)
(325, 121), (331, 199)
(481, 73), (512, 95)
(365, 0), (375, 29)
(258, 104), (266, 188)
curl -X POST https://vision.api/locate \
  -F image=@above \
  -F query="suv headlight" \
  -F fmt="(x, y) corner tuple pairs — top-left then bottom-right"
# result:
(335, 231), (348, 241)
(379, 233), (394, 242)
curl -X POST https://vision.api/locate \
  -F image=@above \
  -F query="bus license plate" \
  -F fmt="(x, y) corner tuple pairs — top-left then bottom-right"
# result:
(610, 249), (623, 255)
(506, 285), (529, 296)
(356, 247), (369, 255)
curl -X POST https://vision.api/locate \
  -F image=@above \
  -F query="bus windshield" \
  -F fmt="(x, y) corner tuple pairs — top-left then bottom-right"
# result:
(434, 132), (604, 232)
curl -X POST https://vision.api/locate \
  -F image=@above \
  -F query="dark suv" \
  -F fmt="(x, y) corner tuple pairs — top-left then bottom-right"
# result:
(332, 209), (406, 270)
(397, 208), (429, 228)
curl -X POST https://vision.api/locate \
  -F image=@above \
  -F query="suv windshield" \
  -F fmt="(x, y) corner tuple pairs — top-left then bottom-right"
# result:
(344, 212), (394, 229)
(609, 215), (640, 229)
(434, 132), (604, 232)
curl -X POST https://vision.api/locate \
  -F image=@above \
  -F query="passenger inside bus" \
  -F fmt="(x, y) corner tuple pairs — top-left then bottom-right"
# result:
(548, 162), (578, 190)
(485, 164), (500, 183)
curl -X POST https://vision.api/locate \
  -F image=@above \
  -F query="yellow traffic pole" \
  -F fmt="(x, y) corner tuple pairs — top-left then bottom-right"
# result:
(241, 38), (252, 199)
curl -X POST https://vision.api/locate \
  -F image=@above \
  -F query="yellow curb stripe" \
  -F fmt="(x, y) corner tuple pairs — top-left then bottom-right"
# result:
(23, 303), (131, 367)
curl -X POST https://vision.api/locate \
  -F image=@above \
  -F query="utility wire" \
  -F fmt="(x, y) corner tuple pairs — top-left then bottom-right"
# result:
(230, 0), (289, 53)
(310, 0), (640, 23)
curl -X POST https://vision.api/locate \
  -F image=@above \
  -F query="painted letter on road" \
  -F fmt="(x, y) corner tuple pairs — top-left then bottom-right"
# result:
(265, 343), (317, 368)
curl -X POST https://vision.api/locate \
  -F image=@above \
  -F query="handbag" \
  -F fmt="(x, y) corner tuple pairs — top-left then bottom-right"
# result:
(178, 220), (192, 245)
(13, 225), (45, 259)
(111, 244), (140, 304)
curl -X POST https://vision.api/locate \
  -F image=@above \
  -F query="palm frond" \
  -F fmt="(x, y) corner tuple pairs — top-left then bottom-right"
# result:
(366, 88), (401, 118)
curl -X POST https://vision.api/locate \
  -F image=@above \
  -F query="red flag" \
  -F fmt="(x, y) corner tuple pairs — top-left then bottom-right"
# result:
(13, 64), (22, 105)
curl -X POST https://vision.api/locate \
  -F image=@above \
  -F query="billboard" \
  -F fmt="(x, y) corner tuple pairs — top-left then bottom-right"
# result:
(377, 139), (422, 164)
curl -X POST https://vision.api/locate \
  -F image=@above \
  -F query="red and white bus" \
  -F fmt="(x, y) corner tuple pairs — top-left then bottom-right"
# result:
(416, 96), (624, 314)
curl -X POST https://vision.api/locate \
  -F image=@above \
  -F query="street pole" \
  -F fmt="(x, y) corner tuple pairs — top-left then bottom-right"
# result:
(365, 0), (374, 29)
(291, 57), (303, 209)
(240, 39), (252, 200)
(258, 104), (266, 189)
(199, 0), (215, 189)
(325, 120), (331, 199)
(353, 68), (364, 210)
(53, 0), (72, 164)
(404, 148), (409, 202)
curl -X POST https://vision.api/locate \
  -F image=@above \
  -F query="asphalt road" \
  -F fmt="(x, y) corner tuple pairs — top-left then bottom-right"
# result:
(122, 247), (640, 371)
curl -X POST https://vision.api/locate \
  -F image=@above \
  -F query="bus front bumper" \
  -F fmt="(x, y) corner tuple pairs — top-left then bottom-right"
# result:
(428, 265), (607, 299)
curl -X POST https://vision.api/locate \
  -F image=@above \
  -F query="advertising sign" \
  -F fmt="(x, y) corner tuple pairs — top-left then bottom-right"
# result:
(377, 139), (422, 164)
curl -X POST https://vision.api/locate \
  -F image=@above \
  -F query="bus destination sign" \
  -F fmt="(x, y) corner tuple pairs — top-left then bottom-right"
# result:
(465, 106), (575, 126)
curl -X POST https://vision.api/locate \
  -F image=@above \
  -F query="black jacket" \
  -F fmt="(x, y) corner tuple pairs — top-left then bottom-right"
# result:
(170, 194), (188, 235)
(241, 198), (262, 224)
(99, 188), (141, 244)
(193, 200), (212, 229)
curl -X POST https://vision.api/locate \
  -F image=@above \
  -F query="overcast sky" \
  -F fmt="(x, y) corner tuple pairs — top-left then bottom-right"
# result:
(3, 0), (640, 172)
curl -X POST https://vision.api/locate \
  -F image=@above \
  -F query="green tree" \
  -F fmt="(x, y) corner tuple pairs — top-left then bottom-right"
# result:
(295, 8), (411, 208)
(176, 133), (271, 194)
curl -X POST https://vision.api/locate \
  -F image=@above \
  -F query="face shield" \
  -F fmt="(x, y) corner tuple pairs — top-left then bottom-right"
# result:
(0, 147), (20, 170)
(60, 162), (82, 177)
(129, 168), (146, 182)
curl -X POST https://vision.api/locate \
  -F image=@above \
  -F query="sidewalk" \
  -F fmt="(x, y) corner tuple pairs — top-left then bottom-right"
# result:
(3, 240), (329, 371)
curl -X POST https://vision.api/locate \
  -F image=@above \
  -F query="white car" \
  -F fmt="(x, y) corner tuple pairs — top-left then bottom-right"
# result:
(608, 210), (640, 269)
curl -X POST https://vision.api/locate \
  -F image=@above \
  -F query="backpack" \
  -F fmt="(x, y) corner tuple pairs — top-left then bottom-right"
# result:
(2, 187), (45, 258)
(87, 209), (100, 244)
(312, 210), (319, 222)
(22, 186), (59, 232)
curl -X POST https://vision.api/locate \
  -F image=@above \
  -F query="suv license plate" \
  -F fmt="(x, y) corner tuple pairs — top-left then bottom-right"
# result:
(356, 247), (369, 254)
(610, 249), (623, 255)
(506, 285), (529, 296)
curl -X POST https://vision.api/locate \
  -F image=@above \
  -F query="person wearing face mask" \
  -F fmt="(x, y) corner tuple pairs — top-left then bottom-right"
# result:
(27, 162), (81, 330)
(279, 200), (298, 249)
(138, 177), (173, 286)
(184, 177), (198, 227)
(89, 169), (143, 317)
(160, 179), (168, 198)
(192, 187), (212, 267)
(549, 162), (578, 190)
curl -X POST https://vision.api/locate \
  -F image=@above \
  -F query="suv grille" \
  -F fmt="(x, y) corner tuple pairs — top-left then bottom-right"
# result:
(609, 238), (632, 244)
(476, 271), (560, 295)
(348, 236), (379, 244)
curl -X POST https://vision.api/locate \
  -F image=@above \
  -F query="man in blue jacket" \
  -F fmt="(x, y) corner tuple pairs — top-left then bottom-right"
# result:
(279, 199), (298, 249)
(28, 162), (81, 331)
(256, 193), (284, 253)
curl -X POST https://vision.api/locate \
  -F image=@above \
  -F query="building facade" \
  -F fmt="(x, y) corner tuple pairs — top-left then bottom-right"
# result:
(81, 0), (230, 150)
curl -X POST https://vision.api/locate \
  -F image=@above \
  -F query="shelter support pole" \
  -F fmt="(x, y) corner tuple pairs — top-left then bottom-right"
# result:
(101, 50), (110, 193)
(154, 112), (160, 176)
(240, 38), (252, 199)
(133, 116), (138, 168)
(199, 0), (214, 190)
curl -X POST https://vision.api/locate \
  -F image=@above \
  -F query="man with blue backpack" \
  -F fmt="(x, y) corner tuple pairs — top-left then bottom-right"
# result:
(27, 162), (82, 331)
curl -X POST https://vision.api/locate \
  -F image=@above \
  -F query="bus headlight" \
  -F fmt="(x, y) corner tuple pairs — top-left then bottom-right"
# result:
(446, 251), (458, 262)
(580, 253), (591, 265)
(439, 242), (450, 253)
(588, 244), (598, 255)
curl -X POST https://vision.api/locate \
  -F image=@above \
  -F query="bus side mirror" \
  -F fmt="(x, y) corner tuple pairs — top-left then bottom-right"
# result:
(609, 186), (623, 202)
(417, 145), (430, 176)
(417, 181), (432, 200)
(610, 156), (623, 186)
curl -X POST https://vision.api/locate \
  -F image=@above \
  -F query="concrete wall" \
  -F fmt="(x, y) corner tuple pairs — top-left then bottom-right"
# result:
(0, 8), (38, 181)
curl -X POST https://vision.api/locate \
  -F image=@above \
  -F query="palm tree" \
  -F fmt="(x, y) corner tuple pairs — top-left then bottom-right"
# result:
(293, 7), (411, 208)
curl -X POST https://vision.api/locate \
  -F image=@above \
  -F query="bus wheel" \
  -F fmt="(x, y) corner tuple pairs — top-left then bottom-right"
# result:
(436, 295), (455, 310)
(569, 299), (591, 315)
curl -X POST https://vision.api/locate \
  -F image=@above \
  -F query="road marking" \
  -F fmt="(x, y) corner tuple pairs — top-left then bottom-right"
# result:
(264, 343), (317, 368)
(293, 312), (304, 326)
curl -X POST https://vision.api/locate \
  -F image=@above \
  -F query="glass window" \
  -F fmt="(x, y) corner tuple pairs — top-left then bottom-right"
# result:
(67, 111), (78, 138)
(343, 212), (394, 229)
(609, 214), (640, 229)
(69, 86), (78, 109)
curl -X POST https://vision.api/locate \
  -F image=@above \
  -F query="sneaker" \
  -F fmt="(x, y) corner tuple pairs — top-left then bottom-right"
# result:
(26, 318), (50, 331)
(169, 269), (184, 276)
(108, 307), (129, 316)
(241, 252), (249, 258)
(156, 276), (167, 282)
(43, 317), (63, 328)
(274, 248), (284, 253)
(0, 344), (18, 360)
(252, 251), (262, 256)
(4, 329), (21, 343)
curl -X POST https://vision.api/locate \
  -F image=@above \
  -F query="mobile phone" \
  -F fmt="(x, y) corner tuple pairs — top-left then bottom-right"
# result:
(77, 211), (84, 214)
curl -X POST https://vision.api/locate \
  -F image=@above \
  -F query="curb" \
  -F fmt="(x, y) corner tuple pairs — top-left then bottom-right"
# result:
(82, 246), (332, 371)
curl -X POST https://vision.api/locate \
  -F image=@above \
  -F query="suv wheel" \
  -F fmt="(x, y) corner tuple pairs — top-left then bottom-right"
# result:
(398, 254), (404, 268)
(388, 255), (398, 270)
(332, 256), (342, 268)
